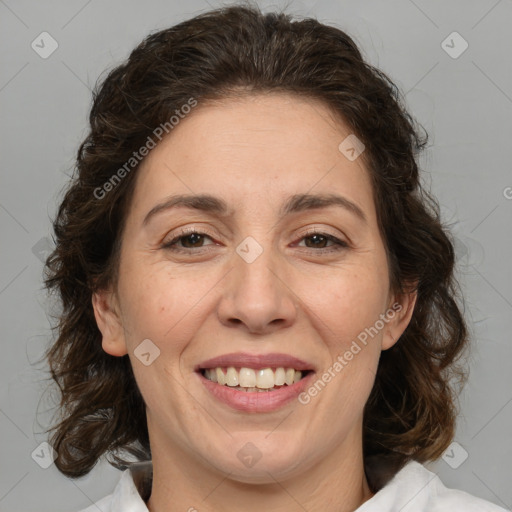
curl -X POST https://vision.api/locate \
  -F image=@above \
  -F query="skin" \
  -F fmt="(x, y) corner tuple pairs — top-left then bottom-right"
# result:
(93, 93), (417, 512)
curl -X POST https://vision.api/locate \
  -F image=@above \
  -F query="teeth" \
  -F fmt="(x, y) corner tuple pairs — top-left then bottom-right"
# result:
(239, 368), (256, 387)
(225, 367), (239, 387)
(215, 368), (226, 385)
(274, 367), (286, 386)
(285, 368), (295, 385)
(227, 386), (272, 392)
(256, 368), (274, 389)
(203, 367), (306, 390)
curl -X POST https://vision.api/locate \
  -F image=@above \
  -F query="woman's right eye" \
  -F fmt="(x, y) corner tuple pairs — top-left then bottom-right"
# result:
(162, 231), (216, 252)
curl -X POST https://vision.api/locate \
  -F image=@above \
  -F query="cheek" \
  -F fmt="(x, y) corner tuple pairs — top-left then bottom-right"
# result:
(118, 261), (220, 351)
(300, 263), (388, 346)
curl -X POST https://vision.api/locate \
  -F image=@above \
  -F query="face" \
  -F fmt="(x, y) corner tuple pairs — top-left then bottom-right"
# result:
(93, 93), (415, 483)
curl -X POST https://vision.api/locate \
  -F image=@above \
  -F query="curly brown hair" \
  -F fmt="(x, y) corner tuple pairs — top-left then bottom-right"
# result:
(44, 4), (468, 487)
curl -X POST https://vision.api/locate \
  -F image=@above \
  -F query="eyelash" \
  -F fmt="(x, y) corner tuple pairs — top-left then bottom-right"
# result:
(161, 227), (349, 254)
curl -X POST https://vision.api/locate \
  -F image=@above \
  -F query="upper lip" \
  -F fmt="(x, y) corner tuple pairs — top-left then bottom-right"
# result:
(195, 352), (315, 372)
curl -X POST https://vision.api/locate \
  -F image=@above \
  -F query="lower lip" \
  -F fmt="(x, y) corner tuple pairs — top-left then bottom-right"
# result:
(197, 371), (315, 413)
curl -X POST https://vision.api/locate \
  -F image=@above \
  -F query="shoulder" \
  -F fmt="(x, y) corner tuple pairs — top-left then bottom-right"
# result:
(358, 460), (508, 512)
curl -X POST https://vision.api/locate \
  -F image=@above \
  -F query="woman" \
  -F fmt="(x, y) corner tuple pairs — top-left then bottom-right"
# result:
(44, 5), (507, 511)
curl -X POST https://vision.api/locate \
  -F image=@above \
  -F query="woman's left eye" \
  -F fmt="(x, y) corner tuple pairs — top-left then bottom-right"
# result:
(162, 230), (348, 253)
(296, 232), (348, 251)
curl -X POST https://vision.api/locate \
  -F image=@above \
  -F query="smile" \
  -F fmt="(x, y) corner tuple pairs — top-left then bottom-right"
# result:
(201, 366), (311, 392)
(197, 368), (315, 413)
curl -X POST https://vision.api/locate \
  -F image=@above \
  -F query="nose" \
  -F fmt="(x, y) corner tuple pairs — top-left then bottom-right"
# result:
(216, 243), (298, 335)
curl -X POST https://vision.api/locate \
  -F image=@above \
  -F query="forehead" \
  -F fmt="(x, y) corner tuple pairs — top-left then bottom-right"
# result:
(128, 93), (375, 221)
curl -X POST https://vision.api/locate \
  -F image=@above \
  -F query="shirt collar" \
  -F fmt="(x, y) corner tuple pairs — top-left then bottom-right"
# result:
(356, 460), (436, 511)
(111, 461), (152, 511)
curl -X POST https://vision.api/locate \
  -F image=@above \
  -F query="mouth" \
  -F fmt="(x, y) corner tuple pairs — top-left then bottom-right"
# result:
(196, 367), (315, 412)
(194, 353), (316, 412)
(199, 366), (314, 392)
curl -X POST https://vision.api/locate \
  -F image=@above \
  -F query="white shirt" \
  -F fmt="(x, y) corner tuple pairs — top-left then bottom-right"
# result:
(78, 460), (508, 511)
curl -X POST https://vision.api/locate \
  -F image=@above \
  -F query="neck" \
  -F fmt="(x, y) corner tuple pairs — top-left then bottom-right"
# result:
(146, 425), (374, 512)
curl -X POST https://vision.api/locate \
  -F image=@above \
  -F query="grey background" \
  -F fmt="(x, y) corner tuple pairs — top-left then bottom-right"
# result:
(1, 0), (511, 510)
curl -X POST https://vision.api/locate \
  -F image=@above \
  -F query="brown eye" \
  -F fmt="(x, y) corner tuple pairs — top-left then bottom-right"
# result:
(162, 231), (216, 252)
(297, 231), (348, 252)
(303, 234), (330, 248)
(179, 233), (207, 248)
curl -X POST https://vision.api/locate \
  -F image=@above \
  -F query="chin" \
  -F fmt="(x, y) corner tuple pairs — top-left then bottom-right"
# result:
(203, 438), (310, 483)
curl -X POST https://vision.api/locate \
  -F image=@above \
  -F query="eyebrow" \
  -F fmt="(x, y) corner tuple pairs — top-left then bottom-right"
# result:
(142, 192), (367, 226)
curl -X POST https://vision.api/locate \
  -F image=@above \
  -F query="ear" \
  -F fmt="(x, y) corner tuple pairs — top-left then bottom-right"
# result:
(382, 283), (418, 351)
(92, 289), (128, 357)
